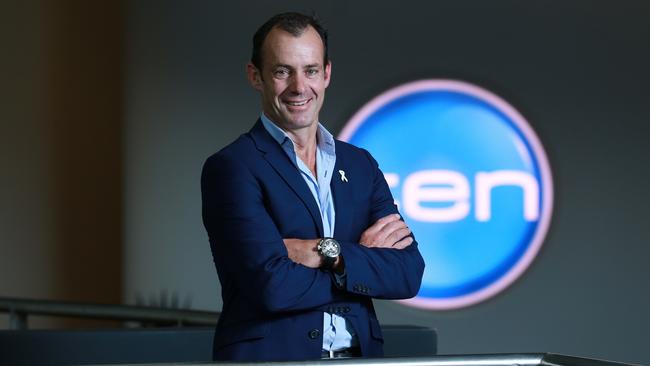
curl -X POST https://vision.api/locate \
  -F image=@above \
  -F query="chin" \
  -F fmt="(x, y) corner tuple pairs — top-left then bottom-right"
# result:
(283, 115), (317, 129)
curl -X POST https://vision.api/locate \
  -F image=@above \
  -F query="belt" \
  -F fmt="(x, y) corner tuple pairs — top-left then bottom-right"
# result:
(321, 347), (361, 359)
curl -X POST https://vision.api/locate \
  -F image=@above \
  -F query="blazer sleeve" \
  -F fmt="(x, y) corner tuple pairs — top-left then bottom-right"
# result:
(201, 152), (339, 313)
(339, 150), (425, 299)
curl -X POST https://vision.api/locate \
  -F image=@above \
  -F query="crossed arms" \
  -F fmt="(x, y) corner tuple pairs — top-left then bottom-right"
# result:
(201, 147), (424, 313)
(283, 213), (414, 271)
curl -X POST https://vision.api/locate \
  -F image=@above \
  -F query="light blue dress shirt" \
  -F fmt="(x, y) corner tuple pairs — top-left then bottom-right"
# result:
(260, 114), (358, 352)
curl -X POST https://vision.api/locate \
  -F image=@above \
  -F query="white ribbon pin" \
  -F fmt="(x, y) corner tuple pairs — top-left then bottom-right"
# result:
(338, 170), (348, 182)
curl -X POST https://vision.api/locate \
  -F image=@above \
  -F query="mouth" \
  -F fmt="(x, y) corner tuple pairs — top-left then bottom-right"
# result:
(283, 98), (312, 109)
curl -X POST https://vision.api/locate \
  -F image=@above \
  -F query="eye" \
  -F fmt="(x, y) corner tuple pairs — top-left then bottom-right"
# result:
(306, 68), (319, 77)
(273, 68), (290, 79)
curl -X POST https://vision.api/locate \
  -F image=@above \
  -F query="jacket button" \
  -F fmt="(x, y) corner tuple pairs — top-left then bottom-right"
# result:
(344, 306), (351, 313)
(308, 329), (320, 339)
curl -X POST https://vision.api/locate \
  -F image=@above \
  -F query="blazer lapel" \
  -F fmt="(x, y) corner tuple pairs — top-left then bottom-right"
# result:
(249, 120), (324, 236)
(331, 142), (353, 239)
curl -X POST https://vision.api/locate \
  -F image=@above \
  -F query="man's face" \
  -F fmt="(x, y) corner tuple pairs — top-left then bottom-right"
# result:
(248, 26), (331, 132)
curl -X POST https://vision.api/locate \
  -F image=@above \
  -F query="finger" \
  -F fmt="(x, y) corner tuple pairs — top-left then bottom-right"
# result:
(385, 227), (411, 247)
(359, 215), (398, 245)
(361, 241), (378, 248)
(360, 214), (403, 247)
(374, 219), (408, 244)
(377, 213), (401, 225)
(392, 236), (413, 250)
(377, 219), (406, 237)
(367, 214), (400, 235)
(359, 232), (381, 247)
(358, 231), (372, 247)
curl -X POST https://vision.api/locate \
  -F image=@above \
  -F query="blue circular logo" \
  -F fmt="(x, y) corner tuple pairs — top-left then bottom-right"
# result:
(340, 80), (553, 310)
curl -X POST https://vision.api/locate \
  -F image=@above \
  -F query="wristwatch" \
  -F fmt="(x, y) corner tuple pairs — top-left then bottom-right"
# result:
(317, 237), (340, 269)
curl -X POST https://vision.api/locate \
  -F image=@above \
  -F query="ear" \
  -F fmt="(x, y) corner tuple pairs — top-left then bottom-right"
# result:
(323, 61), (332, 89)
(246, 62), (263, 90)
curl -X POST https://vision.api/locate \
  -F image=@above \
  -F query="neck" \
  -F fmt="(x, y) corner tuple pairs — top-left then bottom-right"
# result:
(286, 125), (318, 176)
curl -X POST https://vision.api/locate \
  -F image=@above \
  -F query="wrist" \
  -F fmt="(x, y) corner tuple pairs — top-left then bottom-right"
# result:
(317, 237), (340, 270)
(332, 254), (344, 274)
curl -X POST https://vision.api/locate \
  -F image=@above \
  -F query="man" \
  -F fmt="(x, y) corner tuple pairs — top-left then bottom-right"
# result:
(201, 12), (424, 361)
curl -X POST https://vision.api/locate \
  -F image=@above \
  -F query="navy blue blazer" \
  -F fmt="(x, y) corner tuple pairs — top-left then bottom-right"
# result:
(201, 120), (425, 361)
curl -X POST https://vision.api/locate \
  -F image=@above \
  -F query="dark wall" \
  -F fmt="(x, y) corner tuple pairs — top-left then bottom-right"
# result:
(124, 1), (650, 365)
(0, 1), (123, 328)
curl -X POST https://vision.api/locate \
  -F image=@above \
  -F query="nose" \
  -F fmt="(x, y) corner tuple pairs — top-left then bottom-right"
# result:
(289, 73), (307, 94)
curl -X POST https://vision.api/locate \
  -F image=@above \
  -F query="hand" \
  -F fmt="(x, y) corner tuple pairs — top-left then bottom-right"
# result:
(359, 214), (413, 249)
(283, 238), (321, 268)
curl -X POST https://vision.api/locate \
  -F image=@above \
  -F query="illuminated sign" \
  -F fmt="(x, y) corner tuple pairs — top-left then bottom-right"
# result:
(339, 80), (553, 310)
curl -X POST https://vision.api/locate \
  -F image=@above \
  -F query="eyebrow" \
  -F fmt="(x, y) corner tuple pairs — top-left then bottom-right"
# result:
(271, 64), (292, 70)
(270, 63), (322, 70)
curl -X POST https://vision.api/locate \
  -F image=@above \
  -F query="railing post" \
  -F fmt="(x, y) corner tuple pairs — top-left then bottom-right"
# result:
(9, 309), (28, 330)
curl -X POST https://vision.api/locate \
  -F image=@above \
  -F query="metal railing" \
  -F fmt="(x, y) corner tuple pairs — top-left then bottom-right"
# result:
(113, 354), (638, 366)
(0, 296), (219, 329)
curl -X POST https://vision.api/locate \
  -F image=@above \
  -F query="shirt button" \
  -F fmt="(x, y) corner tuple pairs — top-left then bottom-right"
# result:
(308, 329), (320, 339)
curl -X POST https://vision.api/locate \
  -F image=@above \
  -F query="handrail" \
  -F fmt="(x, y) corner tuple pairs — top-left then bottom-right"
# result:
(0, 296), (219, 329)
(103, 354), (638, 366)
(198, 354), (546, 366)
(175, 354), (637, 366)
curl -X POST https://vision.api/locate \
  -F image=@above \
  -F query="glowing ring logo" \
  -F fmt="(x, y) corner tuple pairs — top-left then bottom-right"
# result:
(340, 80), (553, 310)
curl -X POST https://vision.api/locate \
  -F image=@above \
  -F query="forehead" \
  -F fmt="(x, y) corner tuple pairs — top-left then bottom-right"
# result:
(261, 25), (325, 67)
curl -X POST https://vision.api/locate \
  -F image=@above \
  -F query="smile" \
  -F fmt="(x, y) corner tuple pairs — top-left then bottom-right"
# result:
(284, 99), (311, 107)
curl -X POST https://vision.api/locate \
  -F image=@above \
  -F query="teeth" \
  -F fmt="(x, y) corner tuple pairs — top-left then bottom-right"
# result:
(286, 100), (308, 106)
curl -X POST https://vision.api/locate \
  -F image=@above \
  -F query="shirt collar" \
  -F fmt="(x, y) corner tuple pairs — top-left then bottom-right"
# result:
(260, 113), (335, 156)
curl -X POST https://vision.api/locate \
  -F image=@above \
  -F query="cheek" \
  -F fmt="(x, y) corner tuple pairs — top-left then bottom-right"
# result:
(273, 85), (290, 99)
(263, 80), (283, 98)
(311, 81), (327, 95)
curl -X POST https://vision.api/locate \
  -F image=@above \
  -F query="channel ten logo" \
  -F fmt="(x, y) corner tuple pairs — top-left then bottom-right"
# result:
(339, 80), (553, 310)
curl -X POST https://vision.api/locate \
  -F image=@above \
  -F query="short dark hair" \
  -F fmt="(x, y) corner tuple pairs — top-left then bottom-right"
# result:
(251, 12), (328, 71)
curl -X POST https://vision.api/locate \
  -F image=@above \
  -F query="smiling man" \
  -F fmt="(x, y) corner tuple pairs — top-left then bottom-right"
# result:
(201, 12), (425, 361)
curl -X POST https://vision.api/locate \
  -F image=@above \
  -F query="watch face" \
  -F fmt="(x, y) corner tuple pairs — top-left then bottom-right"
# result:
(320, 239), (340, 258)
